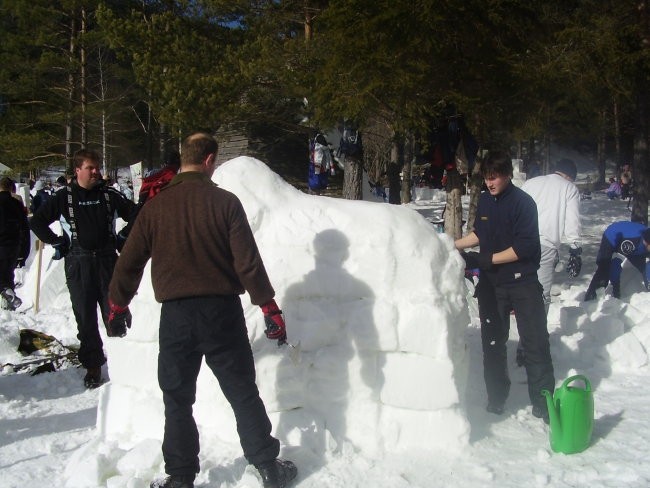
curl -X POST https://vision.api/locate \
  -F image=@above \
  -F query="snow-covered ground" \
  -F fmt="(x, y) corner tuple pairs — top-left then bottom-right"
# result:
(1, 158), (650, 488)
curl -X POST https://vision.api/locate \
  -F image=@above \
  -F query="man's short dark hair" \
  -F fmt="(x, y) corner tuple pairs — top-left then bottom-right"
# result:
(181, 133), (218, 167)
(165, 149), (181, 168)
(555, 158), (577, 181)
(73, 149), (101, 169)
(481, 150), (513, 178)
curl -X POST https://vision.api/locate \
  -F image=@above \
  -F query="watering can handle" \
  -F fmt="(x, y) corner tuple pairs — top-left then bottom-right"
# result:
(562, 374), (591, 392)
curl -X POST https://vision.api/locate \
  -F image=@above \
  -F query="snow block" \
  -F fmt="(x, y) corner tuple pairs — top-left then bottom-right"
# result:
(381, 352), (459, 410)
(98, 383), (164, 447)
(380, 404), (469, 452)
(104, 340), (158, 389)
(607, 333), (648, 371)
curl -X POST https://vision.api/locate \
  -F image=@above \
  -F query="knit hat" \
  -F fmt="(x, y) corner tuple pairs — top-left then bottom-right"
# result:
(555, 158), (577, 181)
(643, 228), (650, 244)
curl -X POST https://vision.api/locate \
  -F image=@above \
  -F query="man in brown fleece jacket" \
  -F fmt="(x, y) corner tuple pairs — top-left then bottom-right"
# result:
(108, 132), (297, 488)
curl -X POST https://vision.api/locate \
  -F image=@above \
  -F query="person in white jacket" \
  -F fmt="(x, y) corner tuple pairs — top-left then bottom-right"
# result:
(517, 158), (582, 364)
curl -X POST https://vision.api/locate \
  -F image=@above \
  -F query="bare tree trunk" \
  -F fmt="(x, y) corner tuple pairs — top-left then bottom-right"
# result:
(543, 131), (551, 175)
(97, 48), (108, 174)
(80, 7), (87, 147)
(388, 140), (401, 204)
(597, 107), (607, 184)
(342, 156), (363, 199)
(466, 114), (485, 234)
(614, 100), (621, 168)
(146, 97), (153, 171)
(466, 161), (483, 234)
(631, 0), (649, 224)
(444, 169), (463, 239)
(65, 15), (76, 174)
(304, 0), (313, 40)
(400, 136), (412, 204)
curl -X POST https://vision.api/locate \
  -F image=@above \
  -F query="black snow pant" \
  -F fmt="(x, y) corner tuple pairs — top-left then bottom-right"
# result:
(476, 278), (555, 410)
(64, 248), (117, 369)
(158, 295), (279, 477)
(0, 245), (18, 290)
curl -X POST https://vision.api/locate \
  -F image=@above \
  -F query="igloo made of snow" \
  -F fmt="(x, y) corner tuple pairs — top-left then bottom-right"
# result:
(47, 157), (471, 460)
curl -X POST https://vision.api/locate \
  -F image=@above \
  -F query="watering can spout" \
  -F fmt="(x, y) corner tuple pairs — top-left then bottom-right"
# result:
(541, 389), (562, 438)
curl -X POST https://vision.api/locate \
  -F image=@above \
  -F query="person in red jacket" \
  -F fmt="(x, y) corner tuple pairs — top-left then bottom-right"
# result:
(108, 133), (297, 488)
(116, 151), (180, 250)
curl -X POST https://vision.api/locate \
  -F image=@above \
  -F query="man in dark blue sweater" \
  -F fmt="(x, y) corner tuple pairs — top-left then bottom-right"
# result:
(455, 151), (555, 423)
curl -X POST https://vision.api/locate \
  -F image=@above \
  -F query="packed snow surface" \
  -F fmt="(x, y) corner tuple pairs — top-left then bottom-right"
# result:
(1, 157), (650, 488)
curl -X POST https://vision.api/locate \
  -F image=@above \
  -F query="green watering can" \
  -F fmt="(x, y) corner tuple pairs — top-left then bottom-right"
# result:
(541, 375), (594, 454)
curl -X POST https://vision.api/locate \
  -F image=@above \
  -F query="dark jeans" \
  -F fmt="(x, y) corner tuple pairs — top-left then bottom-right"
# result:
(0, 245), (18, 290)
(64, 249), (117, 368)
(159, 295), (279, 477)
(476, 278), (555, 410)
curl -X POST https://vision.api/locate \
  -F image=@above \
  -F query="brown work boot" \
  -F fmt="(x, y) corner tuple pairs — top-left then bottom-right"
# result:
(83, 366), (103, 389)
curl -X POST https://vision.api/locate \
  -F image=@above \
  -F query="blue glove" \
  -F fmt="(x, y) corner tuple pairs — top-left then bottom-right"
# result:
(52, 236), (69, 260)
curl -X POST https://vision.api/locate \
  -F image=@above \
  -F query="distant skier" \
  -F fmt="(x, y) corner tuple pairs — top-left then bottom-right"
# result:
(584, 221), (650, 300)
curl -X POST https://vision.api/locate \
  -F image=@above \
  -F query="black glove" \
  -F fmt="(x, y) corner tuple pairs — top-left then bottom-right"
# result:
(116, 230), (127, 253)
(52, 236), (69, 260)
(15, 258), (25, 269)
(566, 247), (582, 277)
(462, 251), (493, 271)
(107, 300), (132, 337)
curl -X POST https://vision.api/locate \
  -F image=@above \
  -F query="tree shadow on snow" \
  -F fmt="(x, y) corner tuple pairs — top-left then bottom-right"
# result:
(0, 407), (96, 450)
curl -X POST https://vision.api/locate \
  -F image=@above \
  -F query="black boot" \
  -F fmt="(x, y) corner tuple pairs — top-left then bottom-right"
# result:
(532, 404), (550, 424)
(0, 287), (21, 311)
(257, 459), (298, 488)
(83, 367), (103, 389)
(612, 282), (621, 299)
(150, 475), (194, 488)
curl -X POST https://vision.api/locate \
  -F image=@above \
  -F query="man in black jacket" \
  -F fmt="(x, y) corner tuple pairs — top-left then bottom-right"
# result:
(29, 149), (135, 388)
(0, 177), (30, 310)
(455, 151), (555, 423)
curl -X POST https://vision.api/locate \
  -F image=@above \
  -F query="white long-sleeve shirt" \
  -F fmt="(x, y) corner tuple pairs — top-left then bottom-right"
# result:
(521, 173), (582, 250)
